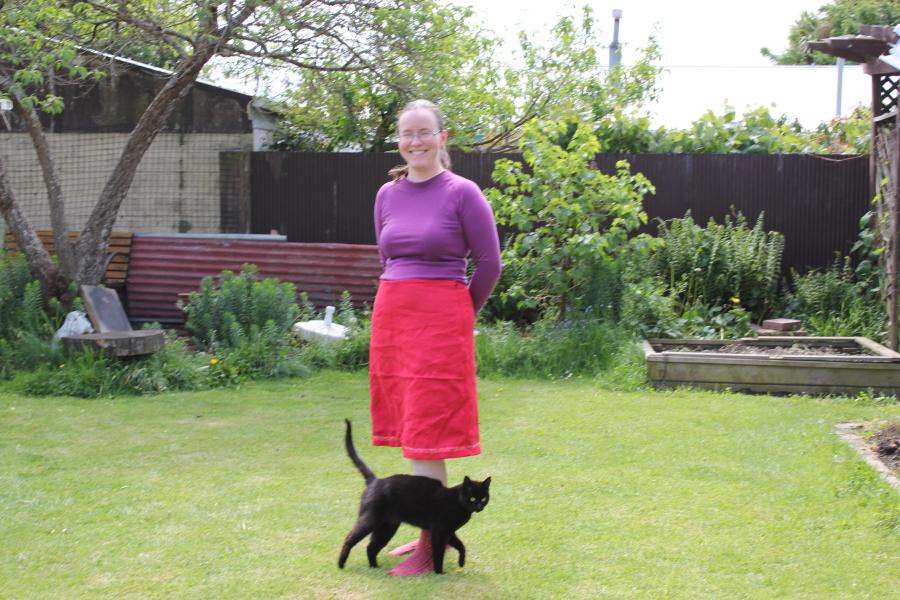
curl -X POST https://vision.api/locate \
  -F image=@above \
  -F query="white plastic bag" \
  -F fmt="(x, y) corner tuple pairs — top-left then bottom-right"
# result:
(55, 310), (94, 339)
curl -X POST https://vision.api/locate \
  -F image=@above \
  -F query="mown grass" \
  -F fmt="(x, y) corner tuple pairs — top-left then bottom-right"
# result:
(1, 372), (898, 599)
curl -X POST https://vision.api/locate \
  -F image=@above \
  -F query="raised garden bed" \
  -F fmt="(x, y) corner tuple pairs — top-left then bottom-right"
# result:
(643, 336), (900, 396)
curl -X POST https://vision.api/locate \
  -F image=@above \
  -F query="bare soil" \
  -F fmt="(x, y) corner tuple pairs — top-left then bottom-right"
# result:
(670, 343), (873, 357)
(872, 422), (900, 474)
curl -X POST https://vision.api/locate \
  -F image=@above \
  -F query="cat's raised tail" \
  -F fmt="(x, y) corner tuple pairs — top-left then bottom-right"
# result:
(344, 419), (376, 484)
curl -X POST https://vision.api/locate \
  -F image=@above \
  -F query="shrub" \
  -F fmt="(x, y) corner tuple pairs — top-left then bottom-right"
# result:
(616, 211), (781, 339)
(182, 264), (299, 352)
(486, 115), (655, 321)
(181, 264), (305, 380)
(474, 317), (639, 380)
(652, 211), (783, 320)
(787, 257), (884, 338)
(14, 332), (207, 397)
(0, 251), (72, 378)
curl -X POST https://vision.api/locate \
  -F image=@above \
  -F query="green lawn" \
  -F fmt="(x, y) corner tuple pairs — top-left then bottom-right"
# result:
(1, 371), (898, 599)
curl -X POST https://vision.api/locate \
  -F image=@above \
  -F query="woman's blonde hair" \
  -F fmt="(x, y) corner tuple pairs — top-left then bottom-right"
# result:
(388, 99), (452, 182)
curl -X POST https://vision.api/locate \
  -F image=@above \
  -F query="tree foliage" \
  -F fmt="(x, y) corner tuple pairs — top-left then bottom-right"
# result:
(270, 6), (662, 152)
(650, 104), (871, 154)
(486, 115), (656, 321)
(761, 0), (900, 64)
(0, 0), (461, 299)
(594, 104), (871, 155)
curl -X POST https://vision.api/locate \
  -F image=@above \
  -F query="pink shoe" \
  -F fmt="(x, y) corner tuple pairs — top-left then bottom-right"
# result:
(389, 530), (433, 576)
(388, 539), (419, 557)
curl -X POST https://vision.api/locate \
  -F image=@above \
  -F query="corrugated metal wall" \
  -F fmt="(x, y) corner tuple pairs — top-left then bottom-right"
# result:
(249, 151), (869, 272)
(126, 234), (380, 324)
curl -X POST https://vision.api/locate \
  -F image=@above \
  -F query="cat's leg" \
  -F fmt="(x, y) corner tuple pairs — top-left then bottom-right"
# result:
(389, 459), (447, 557)
(338, 517), (377, 569)
(447, 532), (465, 567)
(366, 522), (400, 568)
(430, 529), (448, 574)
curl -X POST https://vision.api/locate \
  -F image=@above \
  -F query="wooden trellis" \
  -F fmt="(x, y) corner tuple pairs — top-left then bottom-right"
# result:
(811, 25), (900, 348)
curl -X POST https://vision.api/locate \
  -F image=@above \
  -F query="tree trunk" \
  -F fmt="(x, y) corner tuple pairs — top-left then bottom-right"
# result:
(0, 158), (60, 299)
(73, 46), (219, 284)
(14, 93), (74, 277)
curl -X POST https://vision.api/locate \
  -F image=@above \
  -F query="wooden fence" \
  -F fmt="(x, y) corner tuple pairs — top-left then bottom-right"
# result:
(241, 151), (870, 273)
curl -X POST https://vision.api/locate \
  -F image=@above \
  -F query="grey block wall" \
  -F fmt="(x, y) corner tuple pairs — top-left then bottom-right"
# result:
(0, 132), (252, 233)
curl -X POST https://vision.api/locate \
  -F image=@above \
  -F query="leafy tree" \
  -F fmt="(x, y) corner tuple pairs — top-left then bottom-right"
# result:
(761, 0), (900, 65)
(271, 6), (662, 152)
(653, 106), (808, 154)
(592, 104), (871, 155)
(486, 116), (656, 321)
(269, 2), (498, 152)
(0, 0), (458, 300)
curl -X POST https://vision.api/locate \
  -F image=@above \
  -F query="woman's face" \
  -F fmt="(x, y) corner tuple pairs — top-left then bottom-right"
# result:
(397, 108), (448, 175)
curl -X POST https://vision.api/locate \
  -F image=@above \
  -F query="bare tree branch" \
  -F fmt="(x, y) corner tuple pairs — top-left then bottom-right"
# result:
(0, 158), (60, 298)
(3, 84), (75, 274)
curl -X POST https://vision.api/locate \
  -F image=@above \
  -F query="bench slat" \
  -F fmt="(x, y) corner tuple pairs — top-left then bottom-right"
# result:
(3, 230), (133, 287)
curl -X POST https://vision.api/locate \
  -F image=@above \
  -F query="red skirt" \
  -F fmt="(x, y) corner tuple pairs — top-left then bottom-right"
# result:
(369, 279), (480, 460)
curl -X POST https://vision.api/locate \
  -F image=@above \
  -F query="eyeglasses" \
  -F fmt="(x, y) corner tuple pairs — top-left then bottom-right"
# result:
(397, 130), (441, 142)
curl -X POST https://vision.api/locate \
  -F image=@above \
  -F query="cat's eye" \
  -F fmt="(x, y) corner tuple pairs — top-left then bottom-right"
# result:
(469, 497), (476, 502)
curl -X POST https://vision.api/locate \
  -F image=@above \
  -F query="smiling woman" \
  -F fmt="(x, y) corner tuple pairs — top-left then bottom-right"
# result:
(368, 98), (502, 576)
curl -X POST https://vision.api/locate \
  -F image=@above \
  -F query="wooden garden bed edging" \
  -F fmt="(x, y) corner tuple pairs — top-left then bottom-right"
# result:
(643, 336), (900, 396)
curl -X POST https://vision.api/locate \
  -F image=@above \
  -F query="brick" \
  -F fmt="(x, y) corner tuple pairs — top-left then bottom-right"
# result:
(762, 318), (802, 332)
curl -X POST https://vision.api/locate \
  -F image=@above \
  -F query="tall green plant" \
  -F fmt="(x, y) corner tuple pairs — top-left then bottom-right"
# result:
(0, 250), (67, 377)
(786, 211), (885, 340)
(0, 250), (36, 339)
(653, 211), (784, 319)
(182, 264), (299, 353)
(486, 116), (656, 320)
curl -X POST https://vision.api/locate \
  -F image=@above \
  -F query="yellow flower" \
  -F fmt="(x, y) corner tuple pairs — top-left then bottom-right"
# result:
(209, 357), (219, 366)
(729, 297), (741, 304)
(58, 364), (65, 369)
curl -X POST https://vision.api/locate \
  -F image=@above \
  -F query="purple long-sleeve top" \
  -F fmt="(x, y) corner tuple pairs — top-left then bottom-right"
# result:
(374, 170), (502, 312)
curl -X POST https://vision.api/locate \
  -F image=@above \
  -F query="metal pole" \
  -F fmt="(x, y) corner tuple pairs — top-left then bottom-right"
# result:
(836, 57), (845, 116)
(609, 9), (622, 68)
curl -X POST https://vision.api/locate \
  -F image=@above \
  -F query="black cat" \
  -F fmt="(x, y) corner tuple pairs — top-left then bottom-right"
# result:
(338, 419), (491, 574)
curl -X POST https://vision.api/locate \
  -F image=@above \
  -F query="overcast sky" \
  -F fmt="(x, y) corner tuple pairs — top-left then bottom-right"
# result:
(453, 0), (831, 66)
(214, 1), (872, 129)
(451, 0), (876, 127)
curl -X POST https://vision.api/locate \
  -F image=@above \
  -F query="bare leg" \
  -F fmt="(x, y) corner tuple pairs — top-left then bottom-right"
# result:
(412, 459), (447, 485)
(388, 459), (447, 557)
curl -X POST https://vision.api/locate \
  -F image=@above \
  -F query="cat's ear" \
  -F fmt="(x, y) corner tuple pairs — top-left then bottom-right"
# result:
(463, 475), (472, 486)
(484, 476), (491, 488)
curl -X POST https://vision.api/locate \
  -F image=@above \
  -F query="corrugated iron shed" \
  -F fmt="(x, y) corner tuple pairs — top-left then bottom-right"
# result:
(126, 235), (381, 323)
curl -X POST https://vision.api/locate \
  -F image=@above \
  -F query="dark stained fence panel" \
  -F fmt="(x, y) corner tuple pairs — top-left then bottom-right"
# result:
(248, 152), (870, 273)
(250, 152), (517, 244)
(126, 234), (380, 324)
(593, 153), (870, 272)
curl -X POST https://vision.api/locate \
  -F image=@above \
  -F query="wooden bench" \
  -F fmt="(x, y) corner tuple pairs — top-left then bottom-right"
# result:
(3, 229), (134, 289)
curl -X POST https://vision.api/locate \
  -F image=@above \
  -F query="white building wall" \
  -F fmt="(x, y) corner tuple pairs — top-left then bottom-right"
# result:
(649, 65), (872, 129)
(0, 132), (252, 233)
